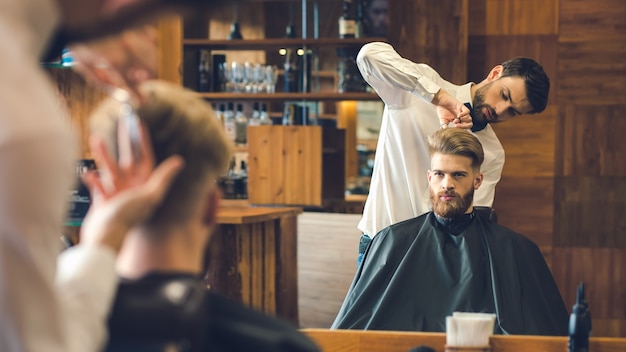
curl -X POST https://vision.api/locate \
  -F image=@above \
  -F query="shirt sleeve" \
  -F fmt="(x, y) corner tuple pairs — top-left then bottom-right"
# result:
(57, 245), (118, 351)
(356, 42), (442, 108)
(0, 135), (118, 352)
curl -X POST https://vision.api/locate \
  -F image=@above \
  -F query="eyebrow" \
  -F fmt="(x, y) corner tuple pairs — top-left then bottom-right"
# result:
(432, 169), (468, 175)
(504, 88), (523, 116)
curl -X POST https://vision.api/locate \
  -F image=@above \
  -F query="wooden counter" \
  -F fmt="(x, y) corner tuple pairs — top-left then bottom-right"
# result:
(204, 203), (303, 326)
(302, 329), (626, 352)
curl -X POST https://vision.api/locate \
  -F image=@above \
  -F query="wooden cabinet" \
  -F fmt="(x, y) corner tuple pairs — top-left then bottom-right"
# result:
(205, 204), (302, 325)
(247, 125), (345, 206)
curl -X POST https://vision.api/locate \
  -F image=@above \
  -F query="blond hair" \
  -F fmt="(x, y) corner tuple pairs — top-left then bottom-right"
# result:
(89, 81), (232, 228)
(427, 128), (484, 171)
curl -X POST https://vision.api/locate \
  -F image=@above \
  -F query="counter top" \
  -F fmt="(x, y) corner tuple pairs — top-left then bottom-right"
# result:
(216, 203), (302, 225)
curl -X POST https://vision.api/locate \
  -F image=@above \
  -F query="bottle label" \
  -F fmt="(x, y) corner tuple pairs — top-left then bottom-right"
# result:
(339, 18), (356, 38)
(224, 121), (237, 142)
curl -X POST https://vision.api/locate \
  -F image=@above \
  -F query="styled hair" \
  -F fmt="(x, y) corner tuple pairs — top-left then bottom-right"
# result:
(89, 81), (232, 229)
(428, 128), (484, 171)
(500, 57), (550, 114)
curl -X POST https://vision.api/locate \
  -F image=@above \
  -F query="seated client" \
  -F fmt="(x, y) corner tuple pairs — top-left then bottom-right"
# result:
(332, 128), (568, 336)
(88, 81), (319, 352)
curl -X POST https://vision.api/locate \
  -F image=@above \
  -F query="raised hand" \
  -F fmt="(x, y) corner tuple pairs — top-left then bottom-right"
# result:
(79, 115), (183, 253)
(70, 25), (158, 102)
(432, 89), (472, 129)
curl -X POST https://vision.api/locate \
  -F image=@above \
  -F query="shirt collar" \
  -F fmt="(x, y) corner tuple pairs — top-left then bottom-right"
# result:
(456, 82), (474, 106)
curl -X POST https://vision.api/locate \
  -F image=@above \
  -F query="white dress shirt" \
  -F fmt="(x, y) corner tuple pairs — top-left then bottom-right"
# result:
(0, 0), (117, 350)
(357, 42), (505, 237)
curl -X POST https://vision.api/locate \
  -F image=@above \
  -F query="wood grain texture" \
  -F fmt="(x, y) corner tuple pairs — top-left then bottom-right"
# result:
(388, 0), (468, 84)
(554, 176), (626, 248)
(471, 0), (559, 35)
(337, 101), (358, 181)
(157, 16), (182, 84)
(492, 177), (554, 249)
(204, 212), (300, 326)
(490, 105), (557, 178)
(558, 0), (626, 105)
(277, 214), (300, 325)
(552, 248), (626, 325)
(302, 329), (626, 352)
(467, 0), (626, 338)
(557, 104), (626, 177)
(248, 125), (345, 206)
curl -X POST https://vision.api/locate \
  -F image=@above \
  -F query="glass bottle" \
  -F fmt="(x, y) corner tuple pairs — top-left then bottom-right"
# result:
(235, 103), (248, 145)
(259, 103), (273, 125)
(248, 102), (262, 126)
(223, 102), (237, 143)
(338, 0), (356, 39)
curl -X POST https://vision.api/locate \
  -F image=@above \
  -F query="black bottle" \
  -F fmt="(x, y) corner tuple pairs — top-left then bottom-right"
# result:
(338, 0), (356, 38)
(197, 49), (210, 92)
(228, 22), (243, 40)
(568, 282), (591, 352)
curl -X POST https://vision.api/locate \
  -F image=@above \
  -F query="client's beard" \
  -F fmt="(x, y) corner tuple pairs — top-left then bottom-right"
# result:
(430, 188), (474, 219)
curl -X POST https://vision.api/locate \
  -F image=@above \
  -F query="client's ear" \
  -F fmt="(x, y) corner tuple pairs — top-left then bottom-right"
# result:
(202, 187), (221, 226)
(474, 172), (484, 190)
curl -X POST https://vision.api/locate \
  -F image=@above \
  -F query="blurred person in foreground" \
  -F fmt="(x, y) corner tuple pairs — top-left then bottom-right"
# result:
(332, 128), (568, 336)
(0, 0), (243, 351)
(88, 80), (319, 352)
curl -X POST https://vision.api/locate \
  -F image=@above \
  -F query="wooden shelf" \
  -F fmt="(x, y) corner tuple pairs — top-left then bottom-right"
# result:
(198, 92), (380, 101)
(183, 38), (388, 50)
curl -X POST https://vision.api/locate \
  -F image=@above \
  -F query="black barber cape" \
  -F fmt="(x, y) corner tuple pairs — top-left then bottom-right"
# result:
(331, 212), (568, 336)
(105, 272), (320, 352)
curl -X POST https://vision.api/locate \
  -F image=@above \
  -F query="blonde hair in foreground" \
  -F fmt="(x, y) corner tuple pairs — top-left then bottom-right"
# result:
(89, 80), (233, 229)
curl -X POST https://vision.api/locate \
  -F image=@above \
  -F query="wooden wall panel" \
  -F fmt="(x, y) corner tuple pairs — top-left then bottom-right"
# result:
(492, 177), (554, 248)
(483, 0), (559, 35)
(554, 177), (626, 248)
(554, 0), (626, 337)
(552, 248), (626, 334)
(558, 0), (626, 105)
(491, 105), (557, 177)
(389, 0), (467, 84)
(468, 0), (559, 271)
(558, 105), (626, 176)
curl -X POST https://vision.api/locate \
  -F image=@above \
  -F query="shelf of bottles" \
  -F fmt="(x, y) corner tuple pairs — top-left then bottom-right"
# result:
(184, 37), (386, 50)
(198, 92), (380, 101)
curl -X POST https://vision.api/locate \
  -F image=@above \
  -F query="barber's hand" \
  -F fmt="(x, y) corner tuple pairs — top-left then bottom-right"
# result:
(79, 119), (183, 253)
(70, 25), (158, 102)
(432, 89), (472, 129)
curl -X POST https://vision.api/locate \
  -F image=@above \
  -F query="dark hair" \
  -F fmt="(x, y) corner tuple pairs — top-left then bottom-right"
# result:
(500, 57), (550, 113)
(428, 128), (484, 172)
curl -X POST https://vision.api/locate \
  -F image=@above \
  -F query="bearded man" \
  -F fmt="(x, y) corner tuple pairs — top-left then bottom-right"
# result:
(332, 128), (568, 336)
(356, 42), (551, 267)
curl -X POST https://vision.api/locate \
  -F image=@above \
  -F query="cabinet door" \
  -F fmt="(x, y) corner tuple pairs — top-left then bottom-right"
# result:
(248, 125), (345, 206)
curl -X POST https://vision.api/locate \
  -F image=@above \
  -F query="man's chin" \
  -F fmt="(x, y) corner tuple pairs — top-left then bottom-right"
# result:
(433, 204), (465, 218)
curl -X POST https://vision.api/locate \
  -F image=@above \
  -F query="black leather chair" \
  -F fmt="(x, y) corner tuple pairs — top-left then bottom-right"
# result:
(474, 206), (498, 223)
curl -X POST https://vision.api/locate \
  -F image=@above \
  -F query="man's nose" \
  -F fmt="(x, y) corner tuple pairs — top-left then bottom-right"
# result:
(442, 175), (455, 190)
(495, 101), (511, 117)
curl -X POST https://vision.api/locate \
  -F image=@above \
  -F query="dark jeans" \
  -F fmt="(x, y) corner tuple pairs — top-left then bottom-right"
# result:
(357, 234), (372, 268)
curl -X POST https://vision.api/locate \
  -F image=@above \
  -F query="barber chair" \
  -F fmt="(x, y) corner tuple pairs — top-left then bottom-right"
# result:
(474, 206), (498, 223)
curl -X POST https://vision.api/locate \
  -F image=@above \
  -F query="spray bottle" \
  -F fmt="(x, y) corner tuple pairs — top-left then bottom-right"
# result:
(568, 282), (591, 352)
